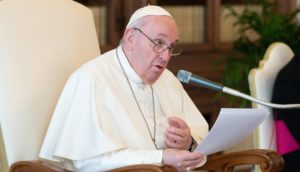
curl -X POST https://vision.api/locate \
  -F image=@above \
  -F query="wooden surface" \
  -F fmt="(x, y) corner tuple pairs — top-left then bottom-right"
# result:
(10, 149), (284, 172)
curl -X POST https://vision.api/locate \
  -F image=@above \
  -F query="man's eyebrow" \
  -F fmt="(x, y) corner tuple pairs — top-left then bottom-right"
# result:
(157, 33), (179, 45)
(156, 33), (168, 39)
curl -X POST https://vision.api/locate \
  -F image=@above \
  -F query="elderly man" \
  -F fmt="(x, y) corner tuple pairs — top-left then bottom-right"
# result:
(40, 5), (208, 172)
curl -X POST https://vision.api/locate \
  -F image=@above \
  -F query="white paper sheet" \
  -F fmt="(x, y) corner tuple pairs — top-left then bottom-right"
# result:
(195, 108), (269, 155)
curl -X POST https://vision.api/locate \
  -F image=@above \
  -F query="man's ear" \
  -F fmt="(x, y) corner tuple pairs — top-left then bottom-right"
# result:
(123, 28), (135, 50)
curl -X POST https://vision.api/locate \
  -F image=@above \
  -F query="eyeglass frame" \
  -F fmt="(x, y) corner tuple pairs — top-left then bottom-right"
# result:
(131, 27), (183, 57)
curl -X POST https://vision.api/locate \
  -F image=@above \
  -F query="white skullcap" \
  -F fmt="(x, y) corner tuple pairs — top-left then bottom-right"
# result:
(126, 5), (173, 28)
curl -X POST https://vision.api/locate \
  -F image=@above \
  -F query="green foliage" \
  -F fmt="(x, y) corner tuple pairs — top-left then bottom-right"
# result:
(219, 0), (300, 107)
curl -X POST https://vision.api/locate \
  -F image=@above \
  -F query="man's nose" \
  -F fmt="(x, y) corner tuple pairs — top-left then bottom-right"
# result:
(160, 49), (172, 61)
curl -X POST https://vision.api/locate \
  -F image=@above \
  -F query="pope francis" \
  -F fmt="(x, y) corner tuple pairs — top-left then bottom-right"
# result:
(39, 5), (209, 172)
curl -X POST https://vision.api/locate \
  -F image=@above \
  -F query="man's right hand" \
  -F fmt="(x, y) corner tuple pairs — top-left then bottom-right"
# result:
(162, 148), (204, 172)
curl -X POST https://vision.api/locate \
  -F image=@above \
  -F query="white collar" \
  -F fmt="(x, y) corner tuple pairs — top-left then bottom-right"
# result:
(116, 45), (144, 85)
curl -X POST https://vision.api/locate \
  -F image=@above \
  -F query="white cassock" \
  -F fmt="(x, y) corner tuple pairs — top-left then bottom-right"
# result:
(39, 45), (209, 171)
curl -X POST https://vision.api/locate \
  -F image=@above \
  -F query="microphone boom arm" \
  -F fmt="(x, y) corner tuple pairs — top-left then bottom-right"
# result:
(222, 87), (300, 109)
(177, 70), (300, 109)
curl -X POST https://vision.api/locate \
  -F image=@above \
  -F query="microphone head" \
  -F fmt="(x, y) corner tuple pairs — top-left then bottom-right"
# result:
(177, 70), (191, 83)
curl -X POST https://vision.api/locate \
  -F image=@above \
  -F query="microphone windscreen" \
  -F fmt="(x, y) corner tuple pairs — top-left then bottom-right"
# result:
(177, 70), (191, 83)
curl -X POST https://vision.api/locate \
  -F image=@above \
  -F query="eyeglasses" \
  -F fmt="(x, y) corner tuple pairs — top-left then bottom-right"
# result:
(132, 27), (182, 57)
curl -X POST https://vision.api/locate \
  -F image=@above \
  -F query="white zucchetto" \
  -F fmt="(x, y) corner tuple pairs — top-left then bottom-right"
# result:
(126, 5), (173, 28)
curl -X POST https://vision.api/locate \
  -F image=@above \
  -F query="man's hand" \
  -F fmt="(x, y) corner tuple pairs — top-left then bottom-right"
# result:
(165, 117), (193, 150)
(162, 148), (204, 172)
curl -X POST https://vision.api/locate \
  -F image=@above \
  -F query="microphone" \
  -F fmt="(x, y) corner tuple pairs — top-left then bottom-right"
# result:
(177, 70), (300, 109)
(177, 70), (223, 92)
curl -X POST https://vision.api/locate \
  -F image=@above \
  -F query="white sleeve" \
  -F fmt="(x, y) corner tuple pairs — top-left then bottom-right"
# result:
(182, 89), (209, 143)
(71, 149), (163, 171)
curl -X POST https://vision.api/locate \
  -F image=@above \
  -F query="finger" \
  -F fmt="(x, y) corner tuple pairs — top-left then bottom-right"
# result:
(167, 126), (187, 137)
(184, 153), (203, 161)
(178, 159), (200, 172)
(177, 166), (186, 172)
(175, 160), (187, 171)
(165, 133), (176, 142)
(184, 156), (204, 169)
(166, 130), (185, 141)
(186, 159), (203, 170)
(165, 138), (187, 150)
(168, 117), (187, 128)
(165, 137), (184, 148)
(166, 129), (190, 146)
(164, 134), (176, 146)
(165, 140), (181, 149)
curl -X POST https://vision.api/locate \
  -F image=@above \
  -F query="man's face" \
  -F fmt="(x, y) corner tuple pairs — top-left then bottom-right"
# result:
(128, 16), (179, 84)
